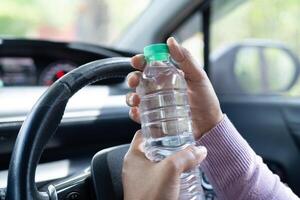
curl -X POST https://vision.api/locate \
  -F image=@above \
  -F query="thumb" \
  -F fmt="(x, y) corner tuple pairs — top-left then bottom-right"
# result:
(161, 145), (207, 174)
(127, 130), (144, 154)
(167, 37), (207, 82)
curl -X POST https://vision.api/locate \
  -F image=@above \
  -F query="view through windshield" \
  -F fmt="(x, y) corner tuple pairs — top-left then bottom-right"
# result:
(0, 0), (150, 47)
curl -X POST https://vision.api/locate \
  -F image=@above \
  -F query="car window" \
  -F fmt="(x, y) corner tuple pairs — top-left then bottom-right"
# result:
(172, 13), (203, 66)
(0, 0), (150, 47)
(211, 0), (300, 96)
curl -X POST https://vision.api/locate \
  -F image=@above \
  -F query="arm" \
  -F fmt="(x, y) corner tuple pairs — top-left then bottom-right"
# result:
(123, 131), (207, 200)
(125, 37), (299, 200)
(197, 115), (299, 200)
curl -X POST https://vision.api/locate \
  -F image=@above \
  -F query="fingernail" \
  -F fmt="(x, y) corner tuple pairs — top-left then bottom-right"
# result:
(193, 146), (207, 162)
(170, 37), (179, 46)
(126, 72), (133, 81)
(167, 37), (184, 61)
(132, 54), (146, 68)
(126, 72), (134, 87)
(128, 94), (134, 105)
(126, 93), (133, 106)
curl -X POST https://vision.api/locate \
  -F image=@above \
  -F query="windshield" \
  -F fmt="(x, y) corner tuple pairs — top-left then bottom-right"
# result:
(0, 0), (150, 47)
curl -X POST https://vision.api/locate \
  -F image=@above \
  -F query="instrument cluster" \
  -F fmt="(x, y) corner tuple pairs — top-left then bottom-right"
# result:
(0, 57), (77, 86)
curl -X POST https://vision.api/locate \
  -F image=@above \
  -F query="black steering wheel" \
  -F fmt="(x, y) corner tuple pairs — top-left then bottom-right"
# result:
(5, 57), (134, 200)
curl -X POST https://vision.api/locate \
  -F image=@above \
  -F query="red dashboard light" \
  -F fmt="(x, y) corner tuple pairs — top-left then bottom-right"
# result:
(56, 70), (65, 79)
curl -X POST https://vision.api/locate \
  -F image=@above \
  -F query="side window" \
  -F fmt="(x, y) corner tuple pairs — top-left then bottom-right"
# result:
(234, 47), (261, 94)
(211, 0), (300, 96)
(234, 47), (296, 94)
(172, 13), (203, 66)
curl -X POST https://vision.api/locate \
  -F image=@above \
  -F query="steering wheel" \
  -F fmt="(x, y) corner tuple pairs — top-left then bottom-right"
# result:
(5, 57), (134, 200)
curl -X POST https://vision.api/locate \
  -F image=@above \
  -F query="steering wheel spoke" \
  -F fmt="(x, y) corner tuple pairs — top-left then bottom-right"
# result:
(44, 169), (92, 200)
(5, 58), (133, 200)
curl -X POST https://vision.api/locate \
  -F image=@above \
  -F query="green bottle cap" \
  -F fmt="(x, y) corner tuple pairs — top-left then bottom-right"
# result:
(144, 43), (170, 62)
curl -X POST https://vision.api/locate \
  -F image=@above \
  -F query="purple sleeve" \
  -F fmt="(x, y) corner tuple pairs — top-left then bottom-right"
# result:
(196, 115), (299, 200)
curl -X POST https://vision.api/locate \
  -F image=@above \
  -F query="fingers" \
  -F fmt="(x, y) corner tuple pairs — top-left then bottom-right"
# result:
(131, 54), (146, 71)
(130, 38), (206, 83)
(126, 93), (140, 107)
(128, 130), (144, 153)
(161, 145), (207, 174)
(126, 93), (141, 123)
(167, 37), (207, 82)
(125, 71), (141, 124)
(126, 71), (141, 88)
(166, 37), (185, 62)
(129, 107), (141, 123)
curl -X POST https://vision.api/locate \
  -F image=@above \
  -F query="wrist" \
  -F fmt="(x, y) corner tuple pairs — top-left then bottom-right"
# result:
(193, 110), (224, 140)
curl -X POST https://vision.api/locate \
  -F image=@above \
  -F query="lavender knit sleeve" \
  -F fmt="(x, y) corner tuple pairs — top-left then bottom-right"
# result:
(196, 115), (299, 200)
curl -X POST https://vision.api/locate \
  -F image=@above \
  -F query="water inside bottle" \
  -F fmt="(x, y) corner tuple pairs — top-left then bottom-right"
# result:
(138, 44), (205, 199)
(145, 134), (194, 161)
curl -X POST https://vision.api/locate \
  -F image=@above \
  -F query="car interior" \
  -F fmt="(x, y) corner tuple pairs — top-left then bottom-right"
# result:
(0, 0), (300, 199)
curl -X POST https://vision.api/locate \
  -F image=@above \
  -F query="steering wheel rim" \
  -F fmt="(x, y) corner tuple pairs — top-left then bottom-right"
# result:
(6, 57), (133, 200)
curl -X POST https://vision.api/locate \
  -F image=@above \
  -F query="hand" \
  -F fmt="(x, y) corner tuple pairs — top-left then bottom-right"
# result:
(122, 131), (207, 200)
(126, 37), (223, 139)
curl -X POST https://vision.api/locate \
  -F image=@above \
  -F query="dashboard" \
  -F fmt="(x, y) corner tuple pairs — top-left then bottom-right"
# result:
(0, 38), (136, 170)
(0, 57), (77, 86)
(0, 39), (140, 198)
(0, 39), (133, 87)
(0, 39), (217, 200)
(0, 39), (299, 199)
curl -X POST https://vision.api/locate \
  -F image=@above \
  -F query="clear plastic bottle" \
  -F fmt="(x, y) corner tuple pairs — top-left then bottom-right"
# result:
(137, 43), (205, 200)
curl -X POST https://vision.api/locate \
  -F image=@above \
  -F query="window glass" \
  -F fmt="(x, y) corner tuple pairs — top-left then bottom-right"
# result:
(234, 48), (261, 93)
(172, 13), (203, 66)
(264, 48), (296, 91)
(0, 0), (150, 47)
(212, 0), (300, 96)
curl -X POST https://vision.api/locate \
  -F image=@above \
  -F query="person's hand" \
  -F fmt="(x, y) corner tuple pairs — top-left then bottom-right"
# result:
(126, 37), (223, 139)
(122, 131), (207, 200)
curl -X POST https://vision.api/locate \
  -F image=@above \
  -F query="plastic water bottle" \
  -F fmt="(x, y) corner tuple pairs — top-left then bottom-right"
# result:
(137, 44), (205, 200)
